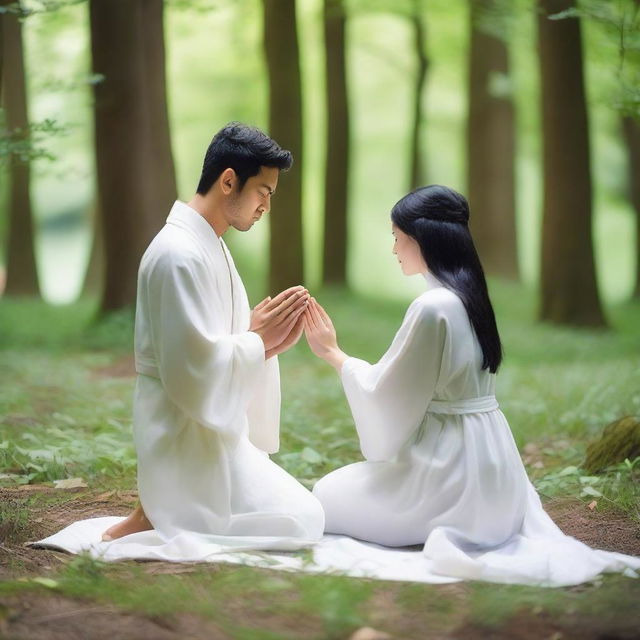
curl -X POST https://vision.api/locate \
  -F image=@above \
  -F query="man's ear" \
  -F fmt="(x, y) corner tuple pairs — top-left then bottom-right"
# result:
(220, 168), (237, 195)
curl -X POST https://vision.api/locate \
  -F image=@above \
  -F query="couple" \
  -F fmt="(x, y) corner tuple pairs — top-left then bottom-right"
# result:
(91, 123), (637, 585)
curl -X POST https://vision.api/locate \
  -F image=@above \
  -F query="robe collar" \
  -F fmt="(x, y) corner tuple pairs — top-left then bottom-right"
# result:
(166, 200), (227, 258)
(423, 271), (443, 291)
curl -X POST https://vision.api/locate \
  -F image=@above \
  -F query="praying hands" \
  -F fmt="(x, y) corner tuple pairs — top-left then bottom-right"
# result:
(304, 298), (348, 371)
(250, 285), (309, 359)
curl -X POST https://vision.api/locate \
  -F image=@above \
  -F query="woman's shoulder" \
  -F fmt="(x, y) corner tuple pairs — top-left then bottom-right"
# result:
(410, 286), (464, 317)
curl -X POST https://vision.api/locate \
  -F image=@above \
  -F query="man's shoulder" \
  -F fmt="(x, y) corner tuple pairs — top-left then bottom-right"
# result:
(141, 225), (205, 275)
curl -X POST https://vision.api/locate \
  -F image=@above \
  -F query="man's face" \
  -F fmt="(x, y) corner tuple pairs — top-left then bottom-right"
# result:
(226, 166), (279, 232)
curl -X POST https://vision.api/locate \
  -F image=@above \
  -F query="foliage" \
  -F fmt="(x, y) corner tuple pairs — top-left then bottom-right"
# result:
(550, 0), (640, 117)
(533, 458), (640, 519)
(0, 0), (86, 16)
(0, 495), (29, 542)
(0, 117), (68, 164)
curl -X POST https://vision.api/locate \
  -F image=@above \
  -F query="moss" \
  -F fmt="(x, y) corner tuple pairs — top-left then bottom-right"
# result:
(583, 416), (640, 474)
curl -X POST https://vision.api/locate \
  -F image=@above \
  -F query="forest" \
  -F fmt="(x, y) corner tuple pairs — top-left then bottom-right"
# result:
(1, 1), (639, 639)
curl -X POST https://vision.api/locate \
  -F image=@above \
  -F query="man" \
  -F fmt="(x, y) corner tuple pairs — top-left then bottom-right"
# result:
(103, 123), (324, 545)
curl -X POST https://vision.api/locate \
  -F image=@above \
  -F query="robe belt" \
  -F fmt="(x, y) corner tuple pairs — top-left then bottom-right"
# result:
(427, 395), (499, 415)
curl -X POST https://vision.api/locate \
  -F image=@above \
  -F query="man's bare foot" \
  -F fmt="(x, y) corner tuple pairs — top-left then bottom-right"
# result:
(102, 504), (153, 541)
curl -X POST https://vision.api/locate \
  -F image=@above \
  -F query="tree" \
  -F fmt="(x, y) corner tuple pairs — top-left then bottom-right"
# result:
(622, 116), (640, 297)
(89, 0), (177, 313)
(408, 0), (429, 190)
(466, 0), (518, 279)
(2, 1), (40, 296)
(537, 0), (606, 326)
(262, 0), (304, 294)
(322, 0), (350, 285)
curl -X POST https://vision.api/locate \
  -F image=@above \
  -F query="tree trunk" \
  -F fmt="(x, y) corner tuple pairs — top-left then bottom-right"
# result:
(89, 0), (176, 313)
(409, 0), (429, 191)
(263, 0), (304, 294)
(537, 0), (606, 326)
(80, 199), (104, 299)
(2, 1), (40, 296)
(622, 116), (640, 298)
(466, 0), (518, 280)
(140, 0), (177, 226)
(322, 0), (350, 285)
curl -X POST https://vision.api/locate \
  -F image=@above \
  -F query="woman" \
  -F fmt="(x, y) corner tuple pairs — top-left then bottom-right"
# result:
(304, 185), (639, 584)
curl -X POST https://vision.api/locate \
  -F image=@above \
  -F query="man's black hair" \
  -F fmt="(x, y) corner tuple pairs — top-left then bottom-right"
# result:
(196, 122), (293, 194)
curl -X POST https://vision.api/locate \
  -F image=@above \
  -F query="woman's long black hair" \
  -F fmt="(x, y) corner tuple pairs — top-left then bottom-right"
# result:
(391, 185), (503, 373)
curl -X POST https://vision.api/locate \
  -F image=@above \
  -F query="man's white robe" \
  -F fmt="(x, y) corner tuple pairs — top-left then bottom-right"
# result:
(131, 201), (324, 543)
(33, 202), (323, 560)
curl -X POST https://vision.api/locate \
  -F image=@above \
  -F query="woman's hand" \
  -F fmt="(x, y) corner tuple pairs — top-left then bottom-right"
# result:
(304, 298), (348, 371)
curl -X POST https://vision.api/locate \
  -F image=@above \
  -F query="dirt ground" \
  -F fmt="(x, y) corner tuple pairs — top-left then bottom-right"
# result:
(1, 486), (639, 639)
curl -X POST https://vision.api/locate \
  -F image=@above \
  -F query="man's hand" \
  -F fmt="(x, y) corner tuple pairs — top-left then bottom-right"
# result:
(250, 285), (309, 354)
(265, 314), (305, 359)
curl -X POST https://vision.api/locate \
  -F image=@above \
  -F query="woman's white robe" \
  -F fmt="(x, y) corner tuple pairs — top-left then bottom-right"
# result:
(312, 273), (640, 585)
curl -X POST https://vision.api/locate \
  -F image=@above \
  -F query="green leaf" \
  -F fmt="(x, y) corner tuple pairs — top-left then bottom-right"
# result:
(301, 447), (323, 464)
(580, 486), (603, 498)
(558, 465), (580, 477)
(31, 577), (59, 589)
(579, 476), (601, 485)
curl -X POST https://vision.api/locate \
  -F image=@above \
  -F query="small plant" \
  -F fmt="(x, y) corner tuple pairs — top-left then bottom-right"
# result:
(534, 457), (640, 518)
(0, 497), (30, 543)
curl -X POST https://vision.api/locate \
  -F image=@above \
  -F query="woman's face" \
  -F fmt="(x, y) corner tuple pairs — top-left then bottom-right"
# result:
(392, 224), (427, 275)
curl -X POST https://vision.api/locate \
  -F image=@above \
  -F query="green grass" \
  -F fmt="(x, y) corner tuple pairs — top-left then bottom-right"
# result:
(1, 281), (639, 510)
(0, 282), (639, 637)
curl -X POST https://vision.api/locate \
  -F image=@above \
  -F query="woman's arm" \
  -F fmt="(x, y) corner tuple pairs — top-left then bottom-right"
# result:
(305, 295), (447, 461)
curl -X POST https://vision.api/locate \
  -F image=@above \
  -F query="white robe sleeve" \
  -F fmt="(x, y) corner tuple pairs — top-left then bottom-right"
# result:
(340, 297), (446, 462)
(147, 250), (265, 436)
(246, 356), (281, 454)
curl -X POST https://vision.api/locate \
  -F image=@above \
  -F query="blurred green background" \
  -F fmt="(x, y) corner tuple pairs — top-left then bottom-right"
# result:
(1, 0), (637, 307)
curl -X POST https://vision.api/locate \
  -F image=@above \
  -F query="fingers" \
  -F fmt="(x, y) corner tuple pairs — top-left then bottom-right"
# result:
(264, 285), (306, 312)
(309, 298), (326, 329)
(303, 311), (313, 334)
(268, 314), (306, 359)
(253, 296), (271, 311)
(304, 301), (320, 332)
(288, 314), (305, 344)
(281, 304), (306, 335)
(314, 299), (334, 327)
(276, 289), (309, 316)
